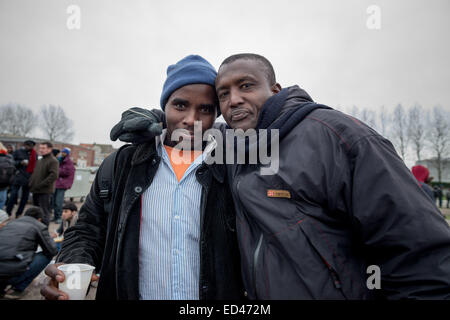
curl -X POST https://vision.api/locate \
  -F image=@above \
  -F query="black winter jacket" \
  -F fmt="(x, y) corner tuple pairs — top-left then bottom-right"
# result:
(0, 216), (57, 279)
(228, 86), (450, 300)
(11, 148), (34, 187)
(0, 154), (15, 190)
(56, 141), (244, 300)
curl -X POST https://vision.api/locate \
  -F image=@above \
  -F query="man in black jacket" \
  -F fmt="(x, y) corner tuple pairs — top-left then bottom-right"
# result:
(6, 140), (37, 218)
(0, 147), (15, 210)
(111, 53), (450, 299)
(0, 206), (57, 299)
(41, 55), (243, 300)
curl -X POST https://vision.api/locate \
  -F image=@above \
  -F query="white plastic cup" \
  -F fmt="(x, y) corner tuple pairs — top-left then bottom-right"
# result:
(57, 264), (95, 300)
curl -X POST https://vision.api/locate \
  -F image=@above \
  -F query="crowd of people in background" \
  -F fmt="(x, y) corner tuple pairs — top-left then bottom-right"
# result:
(433, 185), (450, 209)
(411, 165), (449, 211)
(0, 140), (77, 299)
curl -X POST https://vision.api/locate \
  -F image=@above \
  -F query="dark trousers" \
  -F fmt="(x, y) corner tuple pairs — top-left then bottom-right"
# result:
(5, 184), (30, 217)
(1, 252), (51, 292)
(33, 193), (51, 226)
(53, 188), (66, 221)
(0, 189), (7, 210)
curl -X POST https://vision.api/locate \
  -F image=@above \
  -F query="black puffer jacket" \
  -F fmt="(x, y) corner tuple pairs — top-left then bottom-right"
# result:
(0, 216), (57, 279)
(11, 148), (33, 186)
(228, 86), (450, 300)
(56, 141), (244, 300)
(0, 154), (15, 190)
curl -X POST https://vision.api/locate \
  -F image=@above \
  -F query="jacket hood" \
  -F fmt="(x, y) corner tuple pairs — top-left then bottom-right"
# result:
(256, 85), (331, 140)
(256, 85), (313, 129)
(283, 85), (315, 109)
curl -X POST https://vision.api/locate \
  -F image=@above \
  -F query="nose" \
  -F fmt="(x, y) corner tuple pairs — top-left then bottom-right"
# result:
(229, 87), (244, 108)
(182, 109), (197, 127)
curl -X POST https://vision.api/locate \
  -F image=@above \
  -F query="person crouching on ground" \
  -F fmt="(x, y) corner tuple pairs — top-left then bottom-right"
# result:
(0, 206), (57, 299)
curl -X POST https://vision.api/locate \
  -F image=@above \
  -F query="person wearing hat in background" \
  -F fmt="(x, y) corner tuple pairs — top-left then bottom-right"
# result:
(41, 55), (244, 300)
(51, 149), (60, 157)
(5, 140), (37, 218)
(411, 165), (435, 202)
(0, 143), (16, 210)
(52, 147), (75, 224)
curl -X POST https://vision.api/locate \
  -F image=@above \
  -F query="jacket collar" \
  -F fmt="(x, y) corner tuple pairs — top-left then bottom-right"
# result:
(131, 130), (226, 183)
(131, 141), (158, 166)
(255, 85), (331, 142)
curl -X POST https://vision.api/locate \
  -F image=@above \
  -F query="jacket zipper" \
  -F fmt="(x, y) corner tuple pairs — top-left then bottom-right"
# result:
(236, 177), (260, 299)
(198, 165), (210, 300)
(253, 233), (264, 299)
(321, 256), (343, 290)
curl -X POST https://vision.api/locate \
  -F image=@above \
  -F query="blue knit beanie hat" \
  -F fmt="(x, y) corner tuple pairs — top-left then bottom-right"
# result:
(160, 55), (219, 116)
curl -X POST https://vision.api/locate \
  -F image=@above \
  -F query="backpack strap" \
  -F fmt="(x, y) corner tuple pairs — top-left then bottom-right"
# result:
(98, 144), (132, 214)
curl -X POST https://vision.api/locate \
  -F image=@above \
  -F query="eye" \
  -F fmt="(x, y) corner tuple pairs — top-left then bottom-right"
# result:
(174, 103), (186, 110)
(200, 106), (214, 114)
(240, 83), (253, 89)
(218, 91), (229, 100)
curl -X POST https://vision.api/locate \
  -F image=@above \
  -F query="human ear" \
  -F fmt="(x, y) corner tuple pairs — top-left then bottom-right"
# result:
(271, 83), (282, 94)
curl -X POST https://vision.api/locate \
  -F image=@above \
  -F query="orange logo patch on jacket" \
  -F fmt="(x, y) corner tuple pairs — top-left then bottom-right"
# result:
(267, 189), (291, 199)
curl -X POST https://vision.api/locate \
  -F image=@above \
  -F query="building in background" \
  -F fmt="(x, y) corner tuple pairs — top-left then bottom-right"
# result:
(79, 143), (115, 166)
(0, 134), (95, 168)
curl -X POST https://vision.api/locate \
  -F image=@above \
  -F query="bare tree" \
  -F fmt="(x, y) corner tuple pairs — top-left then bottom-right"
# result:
(349, 105), (360, 119)
(378, 105), (390, 138)
(0, 105), (15, 134)
(407, 104), (427, 162)
(426, 105), (450, 183)
(0, 103), (37, 136)
(40, 105), (75, 142)
(391, 104), (409, 161)
(360, 107), (376, 128)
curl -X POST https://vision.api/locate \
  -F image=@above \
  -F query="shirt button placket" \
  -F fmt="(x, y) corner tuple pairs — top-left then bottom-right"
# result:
(172, 183), (180, 299)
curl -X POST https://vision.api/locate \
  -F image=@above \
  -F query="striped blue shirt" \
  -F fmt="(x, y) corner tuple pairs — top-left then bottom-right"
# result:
(138, 131), (214, 300)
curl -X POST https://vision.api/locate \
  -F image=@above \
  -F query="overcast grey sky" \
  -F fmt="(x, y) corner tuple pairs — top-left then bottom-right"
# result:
(1, 0), (449, 148)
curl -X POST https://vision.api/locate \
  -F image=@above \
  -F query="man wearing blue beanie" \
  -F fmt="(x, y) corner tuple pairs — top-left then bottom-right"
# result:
(109, 55), (221, 144)
(43, 55), (244, 300)
(160, 55), (220, 116)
